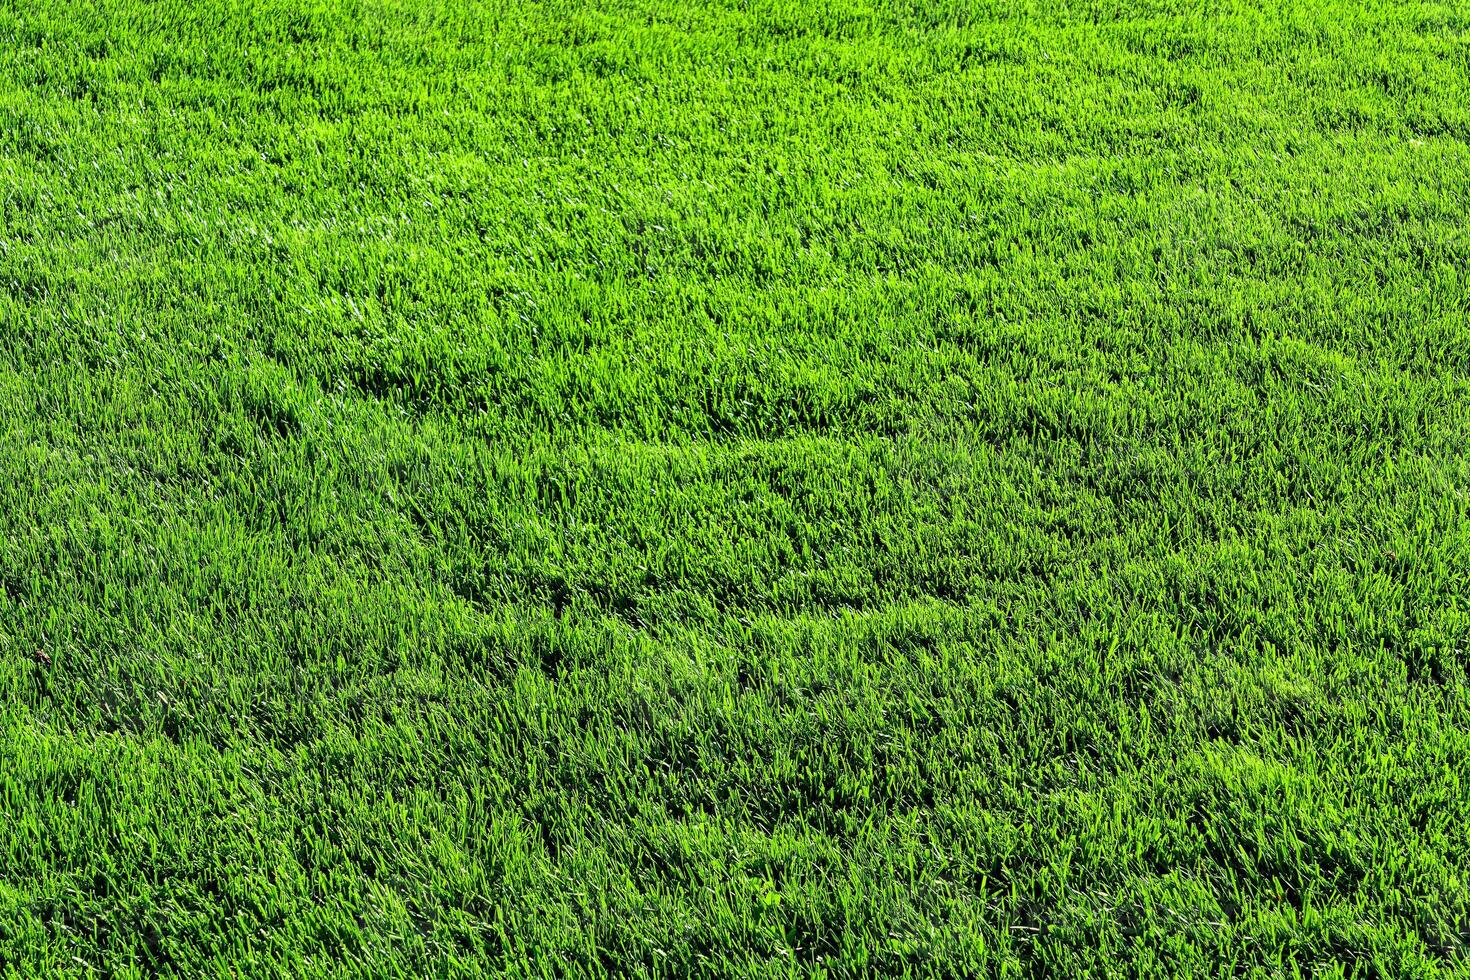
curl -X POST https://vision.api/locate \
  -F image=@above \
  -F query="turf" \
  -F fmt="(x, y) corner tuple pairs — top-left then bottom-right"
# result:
(2, 0), (1469, 976)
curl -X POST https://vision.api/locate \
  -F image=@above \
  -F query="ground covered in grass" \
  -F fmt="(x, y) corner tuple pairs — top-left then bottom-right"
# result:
(2, 0), (1469, 975)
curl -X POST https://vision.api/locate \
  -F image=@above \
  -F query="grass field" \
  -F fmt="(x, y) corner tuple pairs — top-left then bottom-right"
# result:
(2, 0), (1470, 975)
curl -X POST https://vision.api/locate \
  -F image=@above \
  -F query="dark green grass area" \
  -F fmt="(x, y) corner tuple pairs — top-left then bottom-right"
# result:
(3, 0), (1470, 975)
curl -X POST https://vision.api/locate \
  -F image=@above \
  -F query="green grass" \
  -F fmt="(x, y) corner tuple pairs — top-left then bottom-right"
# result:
(2, 0), (1469, 975)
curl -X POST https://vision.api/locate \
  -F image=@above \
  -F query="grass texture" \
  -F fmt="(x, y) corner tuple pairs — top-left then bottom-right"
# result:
(3, 0), (1470, 976)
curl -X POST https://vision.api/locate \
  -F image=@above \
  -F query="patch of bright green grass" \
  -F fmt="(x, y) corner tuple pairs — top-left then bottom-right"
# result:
(2, 0), (1469, 975)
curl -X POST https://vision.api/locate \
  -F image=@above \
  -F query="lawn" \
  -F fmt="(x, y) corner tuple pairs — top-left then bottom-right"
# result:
(2, 0), (1469, 976)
